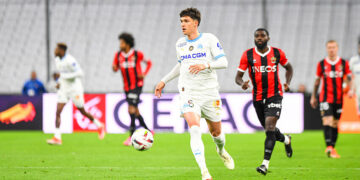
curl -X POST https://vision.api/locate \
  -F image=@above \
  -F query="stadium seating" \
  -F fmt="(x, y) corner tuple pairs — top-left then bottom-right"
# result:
(0, 0), (359, 93)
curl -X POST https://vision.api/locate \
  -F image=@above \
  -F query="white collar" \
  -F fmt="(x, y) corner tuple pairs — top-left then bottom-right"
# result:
(325, 56), (340, 65)
(255, 46), (271, 57)
(121, 49), (134, 58)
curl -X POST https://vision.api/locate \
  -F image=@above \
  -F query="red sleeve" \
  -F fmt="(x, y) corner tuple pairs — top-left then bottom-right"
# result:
(316, 62), (323, 77)
(345, 60), (352, 75)
(113, 52), (119, 66)
(138, 51), (152, 75)
(238, 51), (249, 72)
(279, 49), (288, 66)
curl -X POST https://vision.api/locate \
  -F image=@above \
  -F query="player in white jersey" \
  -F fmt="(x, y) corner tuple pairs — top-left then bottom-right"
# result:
(349, 39), (360, 113)
(155, 8), (234, 180)
(47, 43), (105, 145)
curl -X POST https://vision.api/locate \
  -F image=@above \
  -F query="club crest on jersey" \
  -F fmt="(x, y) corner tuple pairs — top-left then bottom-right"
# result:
(339, 65), (343, 70)
(189, 46), (194, 51)
(197, 44), (203, 49)
(271, 57), (277, 63)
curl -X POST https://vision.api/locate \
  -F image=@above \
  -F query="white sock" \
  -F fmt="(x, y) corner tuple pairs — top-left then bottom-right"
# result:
(93, 119), (102, 127)
(284, 135), (290, 145)
(212, 133), (225, 154)
(262, 160), (269, 169)
(189, 126), (207, 173)
(54, 128), (61, 140)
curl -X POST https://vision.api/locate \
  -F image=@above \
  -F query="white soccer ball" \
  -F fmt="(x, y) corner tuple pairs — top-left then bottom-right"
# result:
(131, 129), (154, 151)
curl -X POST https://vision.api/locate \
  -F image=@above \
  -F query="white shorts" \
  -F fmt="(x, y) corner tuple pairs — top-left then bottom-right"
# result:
(179, 88), (222, 122)
(57, 82), (84, 108)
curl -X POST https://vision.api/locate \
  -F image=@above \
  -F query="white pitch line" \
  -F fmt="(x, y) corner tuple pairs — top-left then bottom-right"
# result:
(0, 167), (359, 170)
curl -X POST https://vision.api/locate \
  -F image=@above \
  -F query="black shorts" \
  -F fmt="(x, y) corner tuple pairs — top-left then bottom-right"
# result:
(319, 102), (342, 119)
(125, 87), (142, 106)
(253, 96), (283, 128)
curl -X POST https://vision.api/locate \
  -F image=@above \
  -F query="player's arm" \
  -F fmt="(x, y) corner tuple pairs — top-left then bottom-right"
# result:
(282, 63), (293, 92)
(235, 71), (250, 90)
(139, 52), (152, 79)
(235, 51), (250, 90)
(112, 53), (119, 72)
(345, 60), (354, 98)
(155, 63), (181, 98)
(189, 56), (228, 74)
(60, 60), (84, 79)
(310, 62), (322, 109)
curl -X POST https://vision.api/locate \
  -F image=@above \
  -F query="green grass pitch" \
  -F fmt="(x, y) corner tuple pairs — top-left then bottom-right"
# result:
(0, 131), (359, 179)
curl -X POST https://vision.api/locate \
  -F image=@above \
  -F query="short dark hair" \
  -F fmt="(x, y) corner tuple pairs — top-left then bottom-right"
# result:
(255, 28), (269, 36)
(118, 32), (135, 48)
(57, 43), (67, 52)
(180, 8), (201, 26)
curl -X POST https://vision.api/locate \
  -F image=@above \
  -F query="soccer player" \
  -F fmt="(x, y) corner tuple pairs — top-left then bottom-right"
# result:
(310, 40), (353, 158)
(112, 33), (153, 146)
(349, 38), (360, 114)
(235, 28), (293, 175)
(155, 8), (234, 180)
(47, 43), (105, 145)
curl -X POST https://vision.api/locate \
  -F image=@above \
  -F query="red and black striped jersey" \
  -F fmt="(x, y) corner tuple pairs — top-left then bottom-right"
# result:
(316, 57), (351, 104)
(238, 46), (288, 101)
(113, 49), (152, 92)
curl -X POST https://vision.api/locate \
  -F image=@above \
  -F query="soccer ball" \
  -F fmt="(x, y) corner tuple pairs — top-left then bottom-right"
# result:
(131, 129), (154, 151)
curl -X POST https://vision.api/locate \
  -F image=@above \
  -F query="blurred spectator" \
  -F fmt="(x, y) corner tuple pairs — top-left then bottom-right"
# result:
(46, 72), (60, 93)
(297, 84), (307, 93)
(22, 71), (47, 96)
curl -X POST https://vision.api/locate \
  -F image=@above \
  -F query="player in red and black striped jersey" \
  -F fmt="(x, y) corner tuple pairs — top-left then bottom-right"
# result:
(310, 40), (354, 158)
(235, 28), (294, 175)
(112, 33), (153, 146)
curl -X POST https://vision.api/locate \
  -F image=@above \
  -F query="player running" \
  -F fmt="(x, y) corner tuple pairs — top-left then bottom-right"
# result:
(112, 33), (153, 146)
(155, 8), (234, 180)
(235, 28), (293, 175)
(47, 43), (105, 145)
(349, 38), (360, 114)
(310, 40), (353, 158)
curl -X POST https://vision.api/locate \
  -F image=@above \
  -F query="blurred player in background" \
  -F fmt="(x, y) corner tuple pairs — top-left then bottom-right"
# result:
(310, 40), (353, 158)
(235, 28), (293, 175)
(22, 71), (47, 96)
(47, 43), (105, 145)
(112, 33), (153, 146)
(349, 37), (360, 114)
(155, 8), (234, 180)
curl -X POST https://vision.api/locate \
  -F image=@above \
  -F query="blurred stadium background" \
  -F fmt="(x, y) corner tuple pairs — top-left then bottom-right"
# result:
(1, 0), (360, 179)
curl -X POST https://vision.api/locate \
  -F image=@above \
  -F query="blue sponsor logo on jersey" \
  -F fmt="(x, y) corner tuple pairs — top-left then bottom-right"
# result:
(217, 42), (223, 50)
(180, 52), (206, 60)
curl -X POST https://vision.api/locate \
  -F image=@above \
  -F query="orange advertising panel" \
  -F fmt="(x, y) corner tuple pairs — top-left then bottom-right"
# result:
(339, 95), (360, 133)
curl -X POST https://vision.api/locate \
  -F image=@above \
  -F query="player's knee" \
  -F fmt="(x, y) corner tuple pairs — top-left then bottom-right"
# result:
(210, 129), (221, 137)
(128, 106), (136, 114)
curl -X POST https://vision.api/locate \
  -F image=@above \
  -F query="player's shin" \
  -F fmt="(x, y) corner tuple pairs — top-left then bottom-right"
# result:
(189, 126), (207, 173)
(323, 125), (332, 147)
(54, 128), (61, 140)
(331, 127), (338, 147)
(129, 114), (136, 136)
(212, 132), (225, 153)
(263, 130), (276, 169)
(275, 128), (290, 144)
(137, 115), (150, 130)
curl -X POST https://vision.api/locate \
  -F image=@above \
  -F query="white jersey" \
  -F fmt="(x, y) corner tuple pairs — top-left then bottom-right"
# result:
(55, 54), (84, 89)
(175, 33), (225, 91)
(350, 55), (360, 93)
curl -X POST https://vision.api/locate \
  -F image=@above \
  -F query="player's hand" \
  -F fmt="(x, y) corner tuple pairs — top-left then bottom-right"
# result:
(348, 89), (354, 98)
(189, 64), (206, 74)
(112, 64), (118, 72)
(310, 95), (318, 109)
(138, 73), (145, 79)
(155, 81), (165, 98)
(283, 83), (290, 92)
(56, 83), (60, 89)
(242, 80), (250, 90)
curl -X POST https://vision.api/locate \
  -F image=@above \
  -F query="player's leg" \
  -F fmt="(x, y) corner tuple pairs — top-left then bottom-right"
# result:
(135, 107), (151, 131)
(322, 116), (333, 156)
(47, 103), (65, 145)
(123, 104), (137, 146)
(328, 104), (341, 158)
(206, 120), (234, 170)
(184, 112), (211, 180)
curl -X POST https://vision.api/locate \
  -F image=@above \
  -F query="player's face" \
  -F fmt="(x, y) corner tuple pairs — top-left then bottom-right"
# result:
(358, 45), (360, 55)
(326, 42), (338, 57)
(180, 16), (198, 35)
(119, 39), (128, 52)
(54, 46), (61, 57)
(254, 31), (269, 49)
